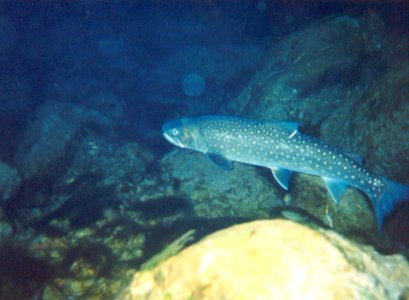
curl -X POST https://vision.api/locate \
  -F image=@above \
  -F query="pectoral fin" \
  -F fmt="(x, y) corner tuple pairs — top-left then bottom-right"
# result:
(206, 153), (233, 170)
(271, 168), (292, 190)
(322, 177), (349, 204)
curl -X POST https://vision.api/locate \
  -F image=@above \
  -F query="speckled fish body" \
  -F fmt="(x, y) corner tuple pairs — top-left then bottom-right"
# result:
(162, 115), (409, 229)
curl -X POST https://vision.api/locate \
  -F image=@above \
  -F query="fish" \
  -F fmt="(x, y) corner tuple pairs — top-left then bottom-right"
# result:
(162, 115), (409, 229)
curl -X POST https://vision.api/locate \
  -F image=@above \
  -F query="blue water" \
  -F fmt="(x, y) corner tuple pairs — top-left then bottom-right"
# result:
(0, 1), (408, 298)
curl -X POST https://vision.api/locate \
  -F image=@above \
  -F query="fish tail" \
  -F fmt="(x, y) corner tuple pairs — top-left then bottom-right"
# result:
(372, 178), (409, 230)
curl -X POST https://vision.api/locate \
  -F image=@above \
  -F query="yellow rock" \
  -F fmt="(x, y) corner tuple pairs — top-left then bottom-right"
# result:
(120, 220), (409, 300)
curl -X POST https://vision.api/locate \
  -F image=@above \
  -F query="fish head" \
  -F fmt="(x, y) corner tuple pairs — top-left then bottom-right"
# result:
(162, 118), (206, 151)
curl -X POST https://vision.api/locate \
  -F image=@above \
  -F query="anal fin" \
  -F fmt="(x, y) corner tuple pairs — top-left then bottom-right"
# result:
(323, 177), (348, 204)
(271, 168), (292, 190)
(206, 153), (233, 170)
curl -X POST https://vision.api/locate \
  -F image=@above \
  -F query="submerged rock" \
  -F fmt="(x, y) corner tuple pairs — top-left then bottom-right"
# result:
(12, 135), (155, 226)
(319, 59), (409, 239)
(14, 101), (112, 180)
(320, 61), (409, 183)
(290, 173), (377, 234)
(156, 150), (281, 219)
(223, 14), (391, 130)
(121, 219), (409, 300)
(0, 161), (21, 204)
(9, 101), (118, 224)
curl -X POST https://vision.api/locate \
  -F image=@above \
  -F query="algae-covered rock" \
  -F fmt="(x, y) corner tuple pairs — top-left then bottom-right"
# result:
(120, 219), (409, 300)
(157, 150), (282, 218)
(289, 173), (377, 234)
(36, 216), (147, 300)
(13, 136), (155, 226)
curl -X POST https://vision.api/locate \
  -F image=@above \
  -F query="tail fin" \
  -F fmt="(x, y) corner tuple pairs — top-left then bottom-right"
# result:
(372, 178), (409, 230)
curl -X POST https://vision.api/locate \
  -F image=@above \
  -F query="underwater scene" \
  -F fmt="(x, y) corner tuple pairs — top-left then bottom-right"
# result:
(0, 1), (408, 299)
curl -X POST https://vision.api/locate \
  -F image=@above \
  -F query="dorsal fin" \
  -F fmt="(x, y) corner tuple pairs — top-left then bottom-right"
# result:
(344, 152), (364, 165)
(273, 121), (299, 133)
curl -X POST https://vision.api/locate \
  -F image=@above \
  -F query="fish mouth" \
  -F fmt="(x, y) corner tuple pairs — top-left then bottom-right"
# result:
(163, 131), (174, 144)
(163, 131), (184, 148)
(162, 120), (186, 148)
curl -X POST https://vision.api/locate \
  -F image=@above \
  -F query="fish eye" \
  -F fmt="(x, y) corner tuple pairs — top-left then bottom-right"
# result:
(172, 128), (179, 135)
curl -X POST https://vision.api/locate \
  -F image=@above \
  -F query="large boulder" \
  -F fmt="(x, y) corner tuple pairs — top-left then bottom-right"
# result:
(121, 219), (409, 300)
(222, 14), (392, 131)
(320, 62), (409, 182)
